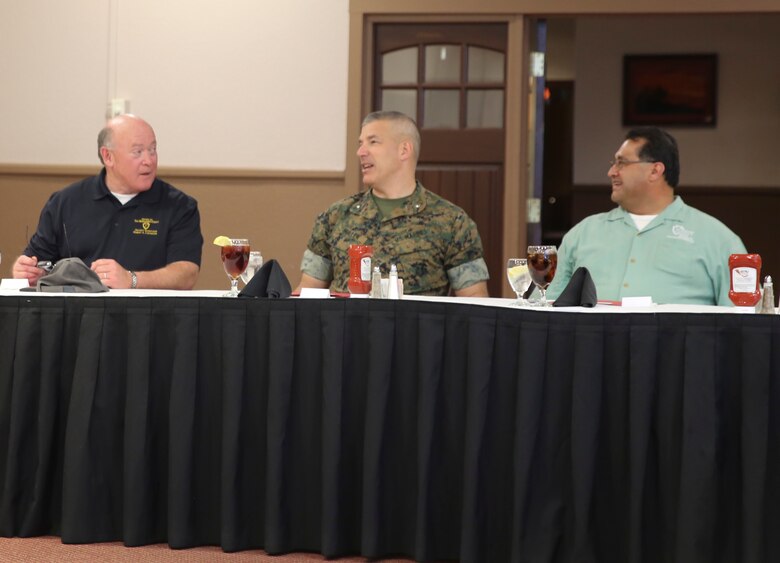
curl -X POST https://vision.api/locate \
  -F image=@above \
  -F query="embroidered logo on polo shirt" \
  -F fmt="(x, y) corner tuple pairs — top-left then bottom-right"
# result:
(667, 224), (694, 244)
(133, 217), (159, 236)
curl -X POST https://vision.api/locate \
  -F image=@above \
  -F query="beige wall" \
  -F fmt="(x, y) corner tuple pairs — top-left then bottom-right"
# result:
(0, 0), (350, 169)
(574, 14), (780, 186)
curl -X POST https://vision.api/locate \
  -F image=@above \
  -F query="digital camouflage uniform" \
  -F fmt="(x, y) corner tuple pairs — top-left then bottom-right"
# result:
(301, 181), (489, 295)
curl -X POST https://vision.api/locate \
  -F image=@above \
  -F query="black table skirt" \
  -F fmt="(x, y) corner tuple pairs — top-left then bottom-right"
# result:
(1, 296), (780, 562)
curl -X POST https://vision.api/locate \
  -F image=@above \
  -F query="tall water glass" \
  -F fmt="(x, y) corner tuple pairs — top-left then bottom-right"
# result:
(240, 251), (264, 285)
(506, 258), (532, 306)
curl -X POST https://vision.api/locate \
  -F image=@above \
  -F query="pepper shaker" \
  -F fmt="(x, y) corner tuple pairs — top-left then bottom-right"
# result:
(370, 266), (382, 298)
(760, 275), (775, 314)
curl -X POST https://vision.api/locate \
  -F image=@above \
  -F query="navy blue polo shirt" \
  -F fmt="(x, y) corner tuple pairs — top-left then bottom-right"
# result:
(25, 169), (203, 271)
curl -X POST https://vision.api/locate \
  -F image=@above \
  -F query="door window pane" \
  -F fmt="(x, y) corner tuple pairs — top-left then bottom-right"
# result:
(467, 90), (504, 128)
(424, 90), (459, 128)
(381, 89), (417, 121)
(424, 45), (461, 83)
(382, 47), (418, 84)
(467, 47), (505, 83)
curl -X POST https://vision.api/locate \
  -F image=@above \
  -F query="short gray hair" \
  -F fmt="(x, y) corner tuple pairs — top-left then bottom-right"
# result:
(362, 111), (421, 161)
(97, 126), (113, 165)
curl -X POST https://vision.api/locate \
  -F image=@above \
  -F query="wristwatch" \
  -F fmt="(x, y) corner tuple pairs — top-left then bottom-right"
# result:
(129, 270), (138, 289)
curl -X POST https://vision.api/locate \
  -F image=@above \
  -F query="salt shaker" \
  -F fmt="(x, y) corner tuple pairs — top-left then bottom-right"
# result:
(387, 264), (399, 299)
(759, 275), (775, 314)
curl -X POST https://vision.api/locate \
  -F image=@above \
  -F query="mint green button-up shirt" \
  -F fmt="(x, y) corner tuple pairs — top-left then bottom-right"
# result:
(547, 197), (747, 305)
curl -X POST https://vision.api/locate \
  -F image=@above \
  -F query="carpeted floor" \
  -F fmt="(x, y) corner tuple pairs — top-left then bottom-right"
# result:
(0, 537), (415, 562)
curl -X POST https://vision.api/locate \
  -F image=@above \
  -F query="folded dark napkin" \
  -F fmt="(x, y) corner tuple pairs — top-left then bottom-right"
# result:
(20, 257), (108, 293)
(239, 259), (292, 299)
(552, 266), (597, 307)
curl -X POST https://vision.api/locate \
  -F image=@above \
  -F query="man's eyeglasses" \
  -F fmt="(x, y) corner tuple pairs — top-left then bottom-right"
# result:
(609, 158), (654, 170)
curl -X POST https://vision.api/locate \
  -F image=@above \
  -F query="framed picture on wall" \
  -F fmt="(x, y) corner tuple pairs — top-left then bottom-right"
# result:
(622, 54), (718, 127)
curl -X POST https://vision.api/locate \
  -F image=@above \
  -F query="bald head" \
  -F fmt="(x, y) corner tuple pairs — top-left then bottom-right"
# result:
(98, 114), (154, 165)
(98, 114), (158, 194)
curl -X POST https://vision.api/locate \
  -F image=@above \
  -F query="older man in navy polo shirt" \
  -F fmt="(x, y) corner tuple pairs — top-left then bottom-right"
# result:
(12, 114), (203, 289)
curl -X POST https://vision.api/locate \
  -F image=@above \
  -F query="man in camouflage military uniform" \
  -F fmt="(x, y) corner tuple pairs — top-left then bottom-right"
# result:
(297, 111), (489, 296)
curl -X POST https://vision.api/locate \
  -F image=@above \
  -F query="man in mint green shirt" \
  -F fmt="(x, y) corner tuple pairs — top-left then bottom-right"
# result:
(547, 127), (746, 306)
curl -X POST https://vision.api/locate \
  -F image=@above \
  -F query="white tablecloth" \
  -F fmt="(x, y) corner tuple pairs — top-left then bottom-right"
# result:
(1, 285), (772, 314)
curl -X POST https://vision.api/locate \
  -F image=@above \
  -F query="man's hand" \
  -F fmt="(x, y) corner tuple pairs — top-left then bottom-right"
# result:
(90, 258), (130, 288)
(91, 259), (199, 289)
(12, 255), (47, 285)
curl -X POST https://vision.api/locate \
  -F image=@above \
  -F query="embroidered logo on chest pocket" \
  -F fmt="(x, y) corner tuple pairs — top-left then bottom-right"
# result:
(133, 217), (159, 236)
(667, 224), (694, 244)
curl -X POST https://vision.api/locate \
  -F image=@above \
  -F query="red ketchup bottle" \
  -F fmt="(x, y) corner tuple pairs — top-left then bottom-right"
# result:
(728, 253), (761, 307)
(348, 244), (373, 295)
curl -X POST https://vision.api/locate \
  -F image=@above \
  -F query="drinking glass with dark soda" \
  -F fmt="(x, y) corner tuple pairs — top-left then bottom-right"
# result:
(221, 238), (250, 297)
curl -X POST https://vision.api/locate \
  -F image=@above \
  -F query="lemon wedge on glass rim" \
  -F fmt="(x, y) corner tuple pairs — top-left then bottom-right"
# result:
(507, 264), (528, 281)
(213, 235), (232, 247)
